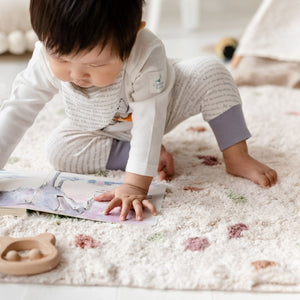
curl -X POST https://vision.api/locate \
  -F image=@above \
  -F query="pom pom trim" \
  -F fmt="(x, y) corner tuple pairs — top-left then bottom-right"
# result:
(0, 30), (38, 55)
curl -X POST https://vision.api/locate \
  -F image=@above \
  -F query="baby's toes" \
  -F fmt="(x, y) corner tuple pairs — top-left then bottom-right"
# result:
(266, 169), (277, 186)
(257, 173), (271, 188)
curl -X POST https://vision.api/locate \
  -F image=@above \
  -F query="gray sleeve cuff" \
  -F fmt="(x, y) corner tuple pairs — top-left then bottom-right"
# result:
(208, 104), (251, 151)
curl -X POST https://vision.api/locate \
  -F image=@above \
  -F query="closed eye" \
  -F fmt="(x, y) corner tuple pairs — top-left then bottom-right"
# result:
(55, 57), (68, 63)
(89, 63), (106, 68)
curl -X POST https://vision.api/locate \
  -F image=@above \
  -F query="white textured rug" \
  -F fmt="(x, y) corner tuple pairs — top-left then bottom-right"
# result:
(0, 85), (300, 292)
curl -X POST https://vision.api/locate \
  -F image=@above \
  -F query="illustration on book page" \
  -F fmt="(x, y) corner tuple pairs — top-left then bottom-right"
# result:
(0, 171), (164, 225)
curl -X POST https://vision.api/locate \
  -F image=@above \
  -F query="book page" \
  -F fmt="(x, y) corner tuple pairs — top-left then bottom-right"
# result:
(0, 171), (165, 225)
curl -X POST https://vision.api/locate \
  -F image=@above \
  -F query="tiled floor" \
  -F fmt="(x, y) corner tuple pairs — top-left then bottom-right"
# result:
(0, 0), (299, 299)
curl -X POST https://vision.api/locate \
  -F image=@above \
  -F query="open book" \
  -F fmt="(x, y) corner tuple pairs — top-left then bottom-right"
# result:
(0, 170), (165, 225)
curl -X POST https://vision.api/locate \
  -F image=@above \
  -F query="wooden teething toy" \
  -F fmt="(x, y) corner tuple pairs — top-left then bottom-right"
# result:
(0, 233), (60, 276)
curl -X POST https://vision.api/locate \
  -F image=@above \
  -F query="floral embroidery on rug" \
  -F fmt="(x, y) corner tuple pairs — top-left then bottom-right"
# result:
(226, 190), (247, 204)
(227, 223), (248, 239)
(251, 260), (278, 271)
(183, 186), (204, 192)
(147, 232), (167, 242)
(197, 155), (220, 166)
(184, 237), (210, 252)
(187, 126), (207, 132)
(285, 111), (300, 116)
(74, 234), (98, 249)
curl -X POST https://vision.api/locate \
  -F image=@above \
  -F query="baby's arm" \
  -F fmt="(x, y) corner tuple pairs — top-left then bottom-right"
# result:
(94, 172), (156, 221)
(0, 42), (58, 168)
(95, 30), (174, 221)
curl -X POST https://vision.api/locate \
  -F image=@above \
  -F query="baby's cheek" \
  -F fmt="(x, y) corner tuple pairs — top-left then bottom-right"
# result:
(92, 73), (114, 87)
(51, 65), (70, 82)
(57, 72), (71, 82)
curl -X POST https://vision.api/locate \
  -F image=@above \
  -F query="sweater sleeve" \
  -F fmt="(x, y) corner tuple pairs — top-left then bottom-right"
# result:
(0, 42), (59, 168)
(125, 38), (175, 177)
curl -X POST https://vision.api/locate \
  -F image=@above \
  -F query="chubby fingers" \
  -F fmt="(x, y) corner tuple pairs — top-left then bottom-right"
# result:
(120, 198), (132, 221)
(159, 170), (172, 181)
(103, 198), (122, 215)
(103, 197), (157, 222)
(132, 200), (143, 221)
(142, 199), (157, 216)
(122, 198), (157, 221)
(94, 190), (115, 202)
(120, 195), (145, 221)
(157, 148), (174, 182)
(158, 161), (174, 182)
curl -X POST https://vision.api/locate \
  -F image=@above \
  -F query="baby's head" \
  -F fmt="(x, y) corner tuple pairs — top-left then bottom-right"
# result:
(30, 0), (144, 88)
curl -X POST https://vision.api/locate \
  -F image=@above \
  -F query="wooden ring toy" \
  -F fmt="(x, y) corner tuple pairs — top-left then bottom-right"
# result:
(0, 233), (60, 276)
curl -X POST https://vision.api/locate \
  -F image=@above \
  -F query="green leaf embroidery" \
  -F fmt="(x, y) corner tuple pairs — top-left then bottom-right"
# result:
(226, 190), (247, 204)
(8, 157), (20, 164)
(147, 232), (167, 242)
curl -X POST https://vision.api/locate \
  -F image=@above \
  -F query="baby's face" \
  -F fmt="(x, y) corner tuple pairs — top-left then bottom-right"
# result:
(46, 43), (124, 88)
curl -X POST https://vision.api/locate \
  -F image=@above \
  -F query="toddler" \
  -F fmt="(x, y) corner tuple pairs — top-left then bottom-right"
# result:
(0, 0), (277, 221)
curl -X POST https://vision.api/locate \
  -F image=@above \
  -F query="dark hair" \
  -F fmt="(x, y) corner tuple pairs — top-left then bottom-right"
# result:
(30, 0), (145, 60)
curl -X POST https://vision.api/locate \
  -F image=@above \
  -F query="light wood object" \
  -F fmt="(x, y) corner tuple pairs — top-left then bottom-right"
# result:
(230, 55), (242, 68)
(0, 233), (60, 276)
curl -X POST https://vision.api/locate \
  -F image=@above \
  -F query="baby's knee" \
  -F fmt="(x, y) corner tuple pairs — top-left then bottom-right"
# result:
(200, 57), (232, 80)
(45, 127), (115, 174)
(45, 130), (70, 170)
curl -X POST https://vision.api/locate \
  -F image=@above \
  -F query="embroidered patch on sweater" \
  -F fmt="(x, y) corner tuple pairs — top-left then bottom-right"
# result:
(149, 72), (165, 94)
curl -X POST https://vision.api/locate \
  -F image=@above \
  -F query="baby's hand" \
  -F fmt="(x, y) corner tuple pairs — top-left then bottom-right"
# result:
(94, 183), (157, 221)
(158, 145), (174, 181)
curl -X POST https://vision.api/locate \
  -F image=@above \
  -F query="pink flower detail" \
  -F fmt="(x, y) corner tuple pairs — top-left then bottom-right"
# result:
(184, 237), (210, 251)
(183, 186), (204, 192)
(227, 223), (248, 239)
(251, 260), (277, 271)
(187, 126), (207, 132)
(286, 111), (300, 116)
(74, 234), (98, 249)
(198, 155), (220, 166)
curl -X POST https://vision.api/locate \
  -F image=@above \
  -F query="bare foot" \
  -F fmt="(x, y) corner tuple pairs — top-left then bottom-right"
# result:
(223, 141), (277, 188)
(157, 145), (174, 181)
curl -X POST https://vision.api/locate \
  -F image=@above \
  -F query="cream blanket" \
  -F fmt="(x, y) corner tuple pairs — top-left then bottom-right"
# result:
(236, 0), (300, 62)
(232, 0), (300, 88)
